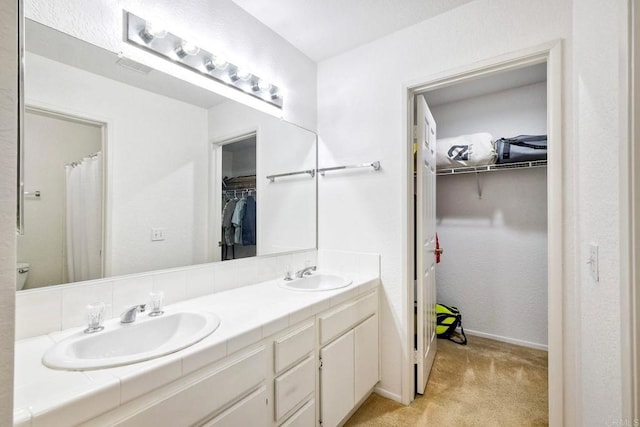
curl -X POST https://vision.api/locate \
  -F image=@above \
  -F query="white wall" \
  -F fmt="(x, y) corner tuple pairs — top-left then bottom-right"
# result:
(317, 0), (573, 407)
(18, 111), (102, 288)
(436, 169), (548, 347)
(430, 82), (548, 139)
(433, 81), (548, 348)
(0, 1), (16, 424)
(573, 0), (627, 424)
(25, 0), (317, 131)
(26, 53), (210, 278)
(209, 101), (317, 256)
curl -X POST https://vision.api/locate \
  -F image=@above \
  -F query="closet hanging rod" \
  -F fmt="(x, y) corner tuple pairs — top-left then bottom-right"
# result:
(318, 161), (381, 176)
(266, 169), (315, 182)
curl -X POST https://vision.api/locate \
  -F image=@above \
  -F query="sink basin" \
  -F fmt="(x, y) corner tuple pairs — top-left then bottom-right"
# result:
(280, 273), (352, 292)
(42, 311), (221, 371)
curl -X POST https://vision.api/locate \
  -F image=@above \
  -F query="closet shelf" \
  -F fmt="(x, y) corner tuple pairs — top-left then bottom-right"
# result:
(436, 160), (547, 176)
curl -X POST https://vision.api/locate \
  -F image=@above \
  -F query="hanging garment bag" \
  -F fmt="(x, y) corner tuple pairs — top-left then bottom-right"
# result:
(495, 135), (547, 163)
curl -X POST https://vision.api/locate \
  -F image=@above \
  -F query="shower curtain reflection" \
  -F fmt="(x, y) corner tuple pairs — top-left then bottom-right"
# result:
(65, 152), (103, 282)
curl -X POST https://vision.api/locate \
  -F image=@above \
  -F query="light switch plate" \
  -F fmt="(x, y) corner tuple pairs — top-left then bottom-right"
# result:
(151, 228), (165, 241)
(589, 243), (599, 282)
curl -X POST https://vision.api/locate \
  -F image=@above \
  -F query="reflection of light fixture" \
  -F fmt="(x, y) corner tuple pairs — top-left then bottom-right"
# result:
(236, 67), (252, 81)
(253, 79), (271, 92)
(204, 55), (228, 72)
(125, 12), (283, 109)
(175, 40), (200, 58)
(139, 21), (167, 43)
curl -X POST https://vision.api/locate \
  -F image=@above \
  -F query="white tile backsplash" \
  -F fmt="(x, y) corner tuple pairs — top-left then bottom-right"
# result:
(16, 289), (62, 340)
(112, 274), (153, 318)
(186, 264), (215, 299)
(152, 270), (187, 306)
(15, 250), (319, 339)
(213, 260), (239, 292)
(61, 282), (114, 330)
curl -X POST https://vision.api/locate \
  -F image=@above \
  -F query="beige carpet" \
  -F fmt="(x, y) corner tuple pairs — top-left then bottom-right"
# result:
(345, 336), (548, 427)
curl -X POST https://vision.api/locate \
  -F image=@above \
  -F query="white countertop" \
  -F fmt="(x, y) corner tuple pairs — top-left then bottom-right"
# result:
(14, 272), (379, 427)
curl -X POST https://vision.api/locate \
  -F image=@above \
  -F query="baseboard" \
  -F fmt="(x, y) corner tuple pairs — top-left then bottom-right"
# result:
(373, 386), (403, 403)
(465, 329), (548, 351)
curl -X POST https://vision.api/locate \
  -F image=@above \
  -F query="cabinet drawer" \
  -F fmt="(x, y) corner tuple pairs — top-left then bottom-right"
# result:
(279, 398), (315, 427)
(115, 346), (266, 426)
(274, 321), (315, 374)
(319, 291), (377, 345)
(200, 386), (268, 427)
(274, 355), (315, 421)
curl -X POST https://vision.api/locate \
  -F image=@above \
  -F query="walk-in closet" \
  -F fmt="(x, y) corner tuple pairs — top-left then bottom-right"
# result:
(220, 134), (257, 260)
(418, 61), (549, 353)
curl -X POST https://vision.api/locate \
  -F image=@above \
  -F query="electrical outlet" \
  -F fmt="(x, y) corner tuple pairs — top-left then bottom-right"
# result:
(588, 243), (599, 282)
(151, 228), (165, 241)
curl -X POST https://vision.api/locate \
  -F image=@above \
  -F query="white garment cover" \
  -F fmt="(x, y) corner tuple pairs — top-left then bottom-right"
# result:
(436, 132), (496, 168)
(65, 152), (103, 282)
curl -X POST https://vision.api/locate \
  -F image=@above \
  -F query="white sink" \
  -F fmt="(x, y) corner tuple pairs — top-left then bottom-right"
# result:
(42, 311), (221, 371)
(280, 273), (352, 292)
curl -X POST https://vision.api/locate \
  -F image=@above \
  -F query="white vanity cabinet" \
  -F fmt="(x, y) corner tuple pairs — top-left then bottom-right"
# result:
(82, 346), (267, 427)
(318, 291), (380, 427)
(273, 321), (316, 424)
(74, 286), (379, 427)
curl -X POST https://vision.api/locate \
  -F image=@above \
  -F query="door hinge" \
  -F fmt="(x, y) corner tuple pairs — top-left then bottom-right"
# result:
(318, 357), (323, 370)
(319, 422), (323, 427)
(413, 350), (419, 364)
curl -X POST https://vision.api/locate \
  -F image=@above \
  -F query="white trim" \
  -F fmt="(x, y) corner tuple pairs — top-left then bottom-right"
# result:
(464, 329), (548, 352)
(373, 386), (402, 403)
(402, 41), (564, 425)
(208, 129), (258, 262)
(622, 0), (638, 421)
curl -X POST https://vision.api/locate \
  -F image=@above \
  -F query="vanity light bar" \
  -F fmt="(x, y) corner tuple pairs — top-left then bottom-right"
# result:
(124, 12), (283, 109)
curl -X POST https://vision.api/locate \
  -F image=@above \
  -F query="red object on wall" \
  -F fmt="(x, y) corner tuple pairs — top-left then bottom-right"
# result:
(436, 233), (441, 263)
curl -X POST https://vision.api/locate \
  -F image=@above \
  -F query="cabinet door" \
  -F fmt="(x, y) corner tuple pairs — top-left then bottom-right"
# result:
(354, 315), (379, 403)
(200, 386), (268, 427)
(320, 331), (354, 427)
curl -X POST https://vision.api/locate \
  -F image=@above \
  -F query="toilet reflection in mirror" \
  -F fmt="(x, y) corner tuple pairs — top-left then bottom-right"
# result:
(17, 109), (105, 289)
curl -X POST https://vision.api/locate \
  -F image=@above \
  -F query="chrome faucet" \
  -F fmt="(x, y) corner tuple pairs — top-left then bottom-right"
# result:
(295, 265), (316, 278)
(120, 304), (146, 323)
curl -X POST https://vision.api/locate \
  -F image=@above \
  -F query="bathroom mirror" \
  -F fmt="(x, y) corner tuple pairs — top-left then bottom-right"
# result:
(18, 19), (317, 291)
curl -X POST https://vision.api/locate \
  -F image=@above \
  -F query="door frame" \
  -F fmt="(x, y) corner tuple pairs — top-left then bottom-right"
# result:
(23, 101), (110, 279)
(401, 40), (563, 424)
(208, 129), (258, 262)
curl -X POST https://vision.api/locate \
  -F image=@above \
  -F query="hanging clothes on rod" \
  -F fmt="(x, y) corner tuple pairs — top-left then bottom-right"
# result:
(220, 187), (257, 260)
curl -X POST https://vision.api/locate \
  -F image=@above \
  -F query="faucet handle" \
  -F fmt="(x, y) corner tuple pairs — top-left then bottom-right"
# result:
(304, 266), (317, 276)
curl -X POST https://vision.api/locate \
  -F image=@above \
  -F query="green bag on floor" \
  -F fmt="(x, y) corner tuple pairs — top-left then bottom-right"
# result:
(436, 303), (467, 345)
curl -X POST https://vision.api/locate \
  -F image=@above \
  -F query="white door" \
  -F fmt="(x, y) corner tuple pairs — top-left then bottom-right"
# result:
(415, 94), (438, 394)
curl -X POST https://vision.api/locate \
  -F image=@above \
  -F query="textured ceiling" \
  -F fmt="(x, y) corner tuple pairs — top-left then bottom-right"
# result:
(232, 0), (475, 61)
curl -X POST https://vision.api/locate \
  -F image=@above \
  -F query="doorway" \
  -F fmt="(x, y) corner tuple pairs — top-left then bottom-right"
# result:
(405, 42), (563, 424)
(211, 133), (257, 262)
(18, 107), (105, 289)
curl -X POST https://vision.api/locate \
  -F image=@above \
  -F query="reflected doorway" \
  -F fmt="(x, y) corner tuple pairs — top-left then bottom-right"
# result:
(218, 133), (257, 261)
(18, 108), (105, 289)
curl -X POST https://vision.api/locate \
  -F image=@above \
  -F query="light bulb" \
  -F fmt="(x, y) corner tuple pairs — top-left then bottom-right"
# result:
(257, 79), (271, 91)
(236, 67), (252, 81)
(270, 87), (280, 100)
(212, 55), (228, 70)
(139, 21), (167, 43)
(175, 39), (200, 58)
(204, 55), (228, 72)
